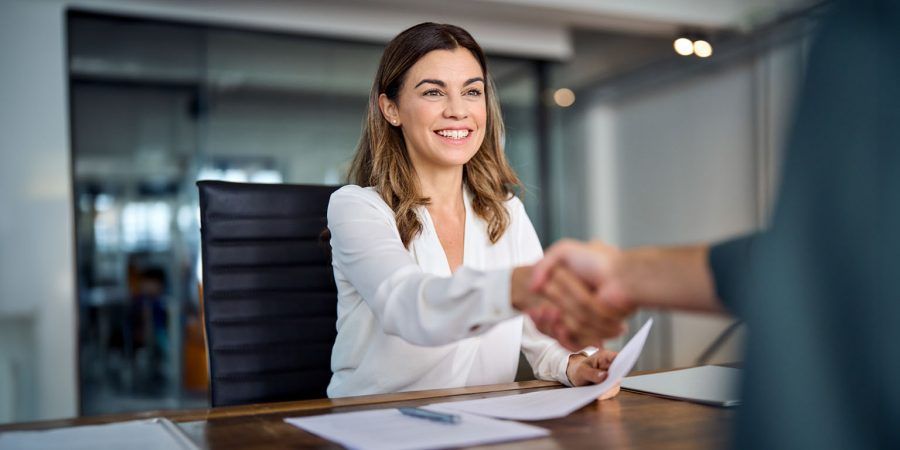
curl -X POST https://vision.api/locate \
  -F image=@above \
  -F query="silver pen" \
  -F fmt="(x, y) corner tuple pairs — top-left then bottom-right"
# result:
(398, 407), (462, 424)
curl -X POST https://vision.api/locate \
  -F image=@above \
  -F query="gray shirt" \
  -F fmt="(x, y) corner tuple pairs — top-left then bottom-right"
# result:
(708, 1), (900, 448)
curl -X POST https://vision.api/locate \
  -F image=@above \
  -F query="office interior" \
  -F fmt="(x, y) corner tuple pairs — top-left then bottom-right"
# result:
(0, 0), (819, 424)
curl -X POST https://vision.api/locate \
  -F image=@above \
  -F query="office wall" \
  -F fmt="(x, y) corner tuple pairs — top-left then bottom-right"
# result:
(0, 0), (77, 422)
(610, 67), (757, 366)
(0, 0), (570, 422)
(579, 40), (805, 368)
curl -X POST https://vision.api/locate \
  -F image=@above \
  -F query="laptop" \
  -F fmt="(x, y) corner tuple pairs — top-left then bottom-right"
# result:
(621, 365), (742, 407)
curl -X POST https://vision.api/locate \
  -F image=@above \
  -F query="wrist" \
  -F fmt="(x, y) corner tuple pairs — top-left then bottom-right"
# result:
(565, 353), (587, 386)
(510, 265), (536, 311)
(619, 248), (654, 305)
(625, 245), (717, 311)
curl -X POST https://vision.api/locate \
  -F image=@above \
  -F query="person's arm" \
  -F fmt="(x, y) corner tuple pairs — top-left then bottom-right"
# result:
(532, 239), (723, 314)
(528, 233), (760, 350)
(527, 239), (728, 348)
(601, 232), (761, 312)
(328, 187), (525, 346)
(613, 245), (722, 313)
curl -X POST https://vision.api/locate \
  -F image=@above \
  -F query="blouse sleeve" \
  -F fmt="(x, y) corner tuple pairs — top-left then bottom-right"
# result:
(508, 198), (579, 386)
(327, 186), (518, 347)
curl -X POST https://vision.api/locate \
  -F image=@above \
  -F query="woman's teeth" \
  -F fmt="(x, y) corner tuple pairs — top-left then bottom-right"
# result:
(436, 129), (470, 140)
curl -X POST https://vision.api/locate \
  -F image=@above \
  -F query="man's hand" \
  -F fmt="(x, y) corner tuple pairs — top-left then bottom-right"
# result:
(513, 263), (626, 350)
(526, 240), (634, 347)
(531, 239), (632, 311)
(527, 239), (721, 346)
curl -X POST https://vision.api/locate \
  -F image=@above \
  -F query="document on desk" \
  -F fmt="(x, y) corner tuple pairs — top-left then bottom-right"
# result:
(0, 418), (198, 450)
(429, 318), (653, 421)
(285, 408), (548, 450)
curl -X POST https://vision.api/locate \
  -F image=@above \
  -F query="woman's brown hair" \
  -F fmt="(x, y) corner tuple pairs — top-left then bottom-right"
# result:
(348, 22), (522, 248)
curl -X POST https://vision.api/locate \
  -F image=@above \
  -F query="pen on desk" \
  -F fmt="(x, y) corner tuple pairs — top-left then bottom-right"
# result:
(398, 407), (461, 424)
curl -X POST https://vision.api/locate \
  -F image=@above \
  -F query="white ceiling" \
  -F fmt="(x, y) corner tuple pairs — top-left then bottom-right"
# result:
(71, 0), (818, 60)
(361, 0), (818, 35)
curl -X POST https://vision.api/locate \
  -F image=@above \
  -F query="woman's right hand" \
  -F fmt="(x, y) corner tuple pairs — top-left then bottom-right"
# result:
(511, 264), (628, 350)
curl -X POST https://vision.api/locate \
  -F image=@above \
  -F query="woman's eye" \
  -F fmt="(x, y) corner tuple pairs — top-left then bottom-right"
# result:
(466, 89), (483, 97)
(423, 89), (443, 97)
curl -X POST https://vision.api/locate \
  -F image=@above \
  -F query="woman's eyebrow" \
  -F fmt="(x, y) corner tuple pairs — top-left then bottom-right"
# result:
(414, 77), (485, 88)
(415, 79), (445, 88)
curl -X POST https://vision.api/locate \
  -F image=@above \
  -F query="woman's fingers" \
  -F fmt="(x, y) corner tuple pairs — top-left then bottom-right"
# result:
(577, 352), (622, 399)
(570, 350), (622, 397)
(546, 268), (593, 321)
(530, 239), (582, 291)
(598, 350), (618, 369)
(527, 303), (556, 335)
(533, 257), (636, 349)
(558, 269), (628, 344)
(579, 368), (609, 385)
(553, 322), (580, 351)
(543, 271), (593, 348)
(537, 266), (630, 348)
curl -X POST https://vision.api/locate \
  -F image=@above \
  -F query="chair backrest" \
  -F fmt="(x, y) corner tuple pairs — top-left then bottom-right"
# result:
(197, 180), (340, 407)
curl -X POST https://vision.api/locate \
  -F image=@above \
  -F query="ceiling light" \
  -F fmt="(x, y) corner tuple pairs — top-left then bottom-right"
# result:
(673, 37), (694, 56)
(553, 88), (575, 107)
(693, 40), (713, 58)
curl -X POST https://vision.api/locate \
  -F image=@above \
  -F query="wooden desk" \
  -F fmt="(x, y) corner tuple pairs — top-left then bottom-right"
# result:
(0, 379), (735, 449)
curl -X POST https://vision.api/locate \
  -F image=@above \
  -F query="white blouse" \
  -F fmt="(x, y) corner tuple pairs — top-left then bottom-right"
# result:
(326, 185), (574, 398)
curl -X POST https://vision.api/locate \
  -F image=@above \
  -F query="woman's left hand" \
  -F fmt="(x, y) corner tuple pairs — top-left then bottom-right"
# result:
(566, 349), (621, 399)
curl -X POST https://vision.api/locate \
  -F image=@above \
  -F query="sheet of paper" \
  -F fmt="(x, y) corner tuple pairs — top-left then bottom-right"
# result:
(621, 365), (742, 407)
(0, 418), (198, 450)
(285, 409), (548, 450)
(429, 318), (653, 421)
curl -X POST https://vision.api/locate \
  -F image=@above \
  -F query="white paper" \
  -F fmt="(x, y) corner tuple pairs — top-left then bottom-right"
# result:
(0, 418), (198, 450)
(285, 409), (548, 450)
(429, 318), (653, 421)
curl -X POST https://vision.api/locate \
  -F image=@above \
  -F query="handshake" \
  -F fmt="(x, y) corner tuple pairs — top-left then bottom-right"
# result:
(510, 239), (720, 351)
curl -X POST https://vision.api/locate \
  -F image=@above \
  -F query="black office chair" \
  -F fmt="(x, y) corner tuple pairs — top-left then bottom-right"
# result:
(197, 180), (340, 407)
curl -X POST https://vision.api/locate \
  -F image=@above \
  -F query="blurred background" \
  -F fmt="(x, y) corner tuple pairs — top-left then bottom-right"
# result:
(0, 0), (822, 423)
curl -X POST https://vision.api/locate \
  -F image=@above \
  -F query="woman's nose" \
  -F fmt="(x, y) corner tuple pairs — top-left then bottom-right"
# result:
(443, 95), (468, 120)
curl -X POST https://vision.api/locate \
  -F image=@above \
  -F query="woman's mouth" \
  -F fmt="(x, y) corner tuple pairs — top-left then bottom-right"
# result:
(434, 129), (472, 143)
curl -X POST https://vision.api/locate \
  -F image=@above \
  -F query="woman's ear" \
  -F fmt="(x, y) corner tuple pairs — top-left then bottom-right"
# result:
(378, 93), (401, 126)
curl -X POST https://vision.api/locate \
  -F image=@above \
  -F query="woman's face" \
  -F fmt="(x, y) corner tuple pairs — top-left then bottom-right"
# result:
(380, 48), (488, 171)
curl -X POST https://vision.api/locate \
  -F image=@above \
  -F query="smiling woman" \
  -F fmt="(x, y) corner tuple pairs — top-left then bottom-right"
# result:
(349, 23), (515, 248)
(382, 51), (487, 175)
(377, 47), (489, 270)
(326, 22), (622, 398)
